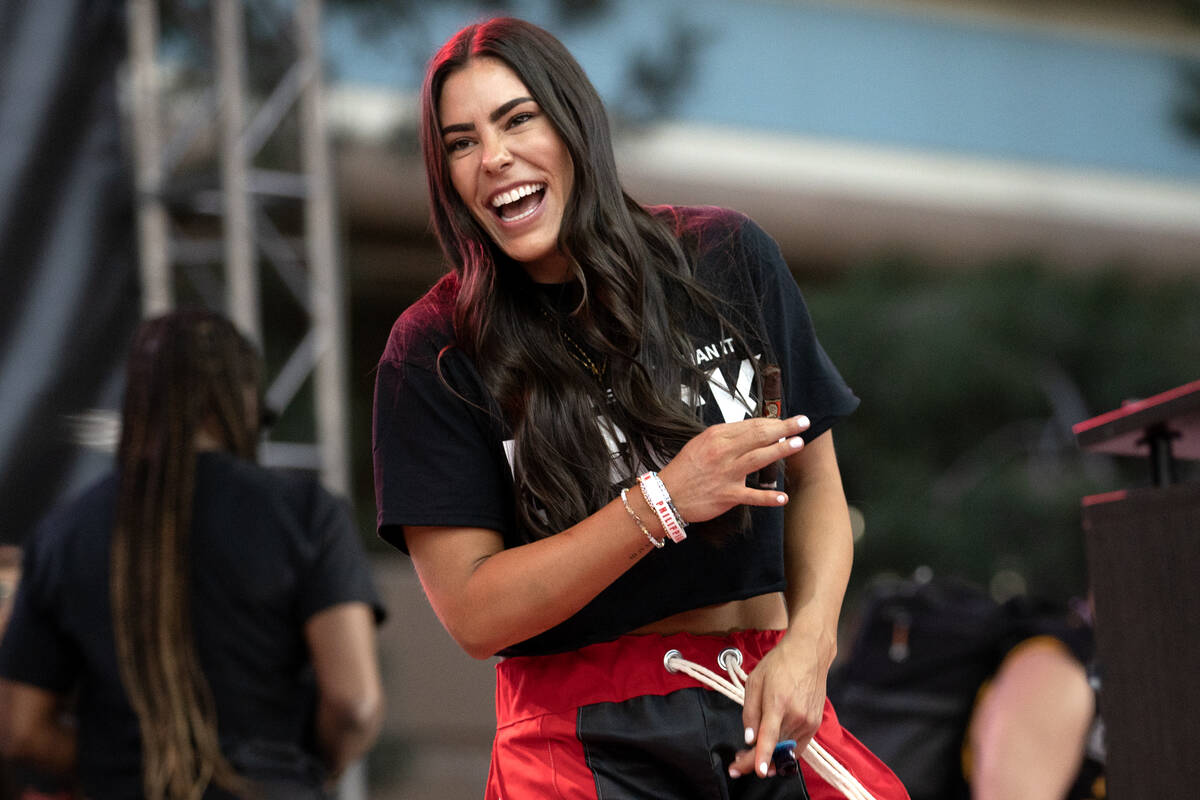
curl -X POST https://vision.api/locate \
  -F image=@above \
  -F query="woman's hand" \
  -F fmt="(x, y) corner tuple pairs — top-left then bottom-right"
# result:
(657, 414), (810, 524)
(727, 430), (851, 779)
(729, 624), (836, 779)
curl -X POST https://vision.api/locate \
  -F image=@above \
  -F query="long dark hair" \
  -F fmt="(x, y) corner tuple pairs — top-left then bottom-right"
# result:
(420, 18), (760, 538)
(111, 309), (259, 799)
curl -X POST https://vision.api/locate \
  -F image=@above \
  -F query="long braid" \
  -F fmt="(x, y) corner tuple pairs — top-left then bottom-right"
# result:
(111, 310), (260, 799)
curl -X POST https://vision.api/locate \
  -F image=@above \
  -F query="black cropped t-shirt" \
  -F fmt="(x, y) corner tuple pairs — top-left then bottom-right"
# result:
(372, 205), (858, 656)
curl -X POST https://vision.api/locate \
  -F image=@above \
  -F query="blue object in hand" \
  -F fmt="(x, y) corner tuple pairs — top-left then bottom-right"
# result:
(772, 739), (800, 776)
(771, 739), (810, 797)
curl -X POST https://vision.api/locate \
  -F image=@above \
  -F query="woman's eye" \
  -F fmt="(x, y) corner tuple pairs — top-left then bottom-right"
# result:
(445, 138), (473, 153)
(508, 111), (534, 128)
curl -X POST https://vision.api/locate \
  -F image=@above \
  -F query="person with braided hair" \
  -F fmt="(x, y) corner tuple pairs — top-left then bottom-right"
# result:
(0, 309), (385, 799)
(373, 17), (907, 800)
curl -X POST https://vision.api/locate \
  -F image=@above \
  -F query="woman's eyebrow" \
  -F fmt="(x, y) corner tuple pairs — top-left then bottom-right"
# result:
(490, 96), (534, 122)
(441, 96), (535, 135)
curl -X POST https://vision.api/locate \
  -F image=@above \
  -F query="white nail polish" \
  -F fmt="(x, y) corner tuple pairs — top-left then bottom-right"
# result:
(759, 761), (769, 777)
(744, 727), (754, 745)
(788, 436), (803, 448)
(729, 767), (741, 779)
(776, 494), (787, 504)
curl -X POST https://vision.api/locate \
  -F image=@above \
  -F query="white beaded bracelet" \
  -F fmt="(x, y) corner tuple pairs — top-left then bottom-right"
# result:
(621, 488), (664, 548)
(637, 471), (687, 543)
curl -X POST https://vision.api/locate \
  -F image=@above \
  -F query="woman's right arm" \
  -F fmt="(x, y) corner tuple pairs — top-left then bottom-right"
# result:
(406, 414), (811, 658)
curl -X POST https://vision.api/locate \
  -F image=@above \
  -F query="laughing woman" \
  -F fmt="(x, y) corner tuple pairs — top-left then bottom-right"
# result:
(373, 17), (908, 800)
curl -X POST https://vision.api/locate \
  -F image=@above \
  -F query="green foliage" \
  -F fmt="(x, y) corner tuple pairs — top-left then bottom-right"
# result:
(802, 257), (1200, 602)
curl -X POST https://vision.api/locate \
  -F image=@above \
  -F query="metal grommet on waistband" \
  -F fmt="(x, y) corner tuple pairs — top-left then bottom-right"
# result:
(663, 649), (683, 673)
(718, 647), (743, 670)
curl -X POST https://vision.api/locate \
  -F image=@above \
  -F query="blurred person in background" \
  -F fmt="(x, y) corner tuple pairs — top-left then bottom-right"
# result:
(965, 598), (1104, 800)
(0, 546), (74, 800)
(0, 309), (386, 800)
(373, 16), (907, 800)
(829, 576), (1103, 800)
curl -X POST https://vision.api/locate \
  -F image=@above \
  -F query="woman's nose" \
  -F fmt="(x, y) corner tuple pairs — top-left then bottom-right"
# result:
(481, 135), (513, 173)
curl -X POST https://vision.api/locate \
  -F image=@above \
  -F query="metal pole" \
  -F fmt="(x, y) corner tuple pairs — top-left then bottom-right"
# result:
(1143, 424), (1179, 487)
(296, 9), (364, 799)
(127, 0), (172, 316)
(296, 0), (351, 499)
(214, 0), (260, 342)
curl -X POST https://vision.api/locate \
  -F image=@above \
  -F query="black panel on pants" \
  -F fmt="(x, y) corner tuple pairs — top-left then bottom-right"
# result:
(577, 687), (811, 800)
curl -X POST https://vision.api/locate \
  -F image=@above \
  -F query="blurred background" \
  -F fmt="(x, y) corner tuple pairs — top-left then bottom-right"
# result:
(2, 0), (1198, 797)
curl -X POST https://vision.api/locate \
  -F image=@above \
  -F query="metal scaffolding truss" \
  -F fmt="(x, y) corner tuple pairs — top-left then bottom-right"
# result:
(126, 0), (351, 499)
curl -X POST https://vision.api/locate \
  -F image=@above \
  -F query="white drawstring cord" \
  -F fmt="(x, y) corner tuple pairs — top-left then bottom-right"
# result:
(664, 648), (879, 800)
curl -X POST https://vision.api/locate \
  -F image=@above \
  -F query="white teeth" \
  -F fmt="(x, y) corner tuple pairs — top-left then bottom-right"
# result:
(491, 183), (545, 208)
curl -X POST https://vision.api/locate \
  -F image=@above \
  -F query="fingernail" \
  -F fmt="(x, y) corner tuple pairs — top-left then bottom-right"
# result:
(776, 494), (787, 504)
(796, 415), (810, 428)
(744, 727), (755, 745)
(759, 762), (770, 777)
(728, 767), (741, 778)
(788, 436), (803, 448)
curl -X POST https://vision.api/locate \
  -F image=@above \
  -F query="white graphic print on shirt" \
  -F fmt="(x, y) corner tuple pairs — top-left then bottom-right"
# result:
(501, 342), (762, 481)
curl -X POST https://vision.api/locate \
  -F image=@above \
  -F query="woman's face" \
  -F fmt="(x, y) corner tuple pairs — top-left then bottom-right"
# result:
(438, 57), (575, 283)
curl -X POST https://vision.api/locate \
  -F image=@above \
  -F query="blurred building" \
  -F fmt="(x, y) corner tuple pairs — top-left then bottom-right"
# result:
(329, 0), (1200, 288)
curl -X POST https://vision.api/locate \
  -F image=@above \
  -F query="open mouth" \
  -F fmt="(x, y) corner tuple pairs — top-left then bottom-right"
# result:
(490, 182), (546, 223)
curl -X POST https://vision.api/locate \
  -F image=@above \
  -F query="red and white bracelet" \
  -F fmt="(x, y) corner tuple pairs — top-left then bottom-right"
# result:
(637, 471), (688, 543)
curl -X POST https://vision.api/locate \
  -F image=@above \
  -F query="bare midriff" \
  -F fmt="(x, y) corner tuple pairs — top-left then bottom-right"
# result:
(629, 591), (788, 637)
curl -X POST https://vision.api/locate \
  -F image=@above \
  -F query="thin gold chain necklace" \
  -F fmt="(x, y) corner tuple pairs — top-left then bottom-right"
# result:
(560, 327), (607, 380)
(541, 309), (607, 381)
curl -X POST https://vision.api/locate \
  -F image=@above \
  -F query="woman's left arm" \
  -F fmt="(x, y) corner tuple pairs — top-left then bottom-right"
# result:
(731, 429), (853, 779)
